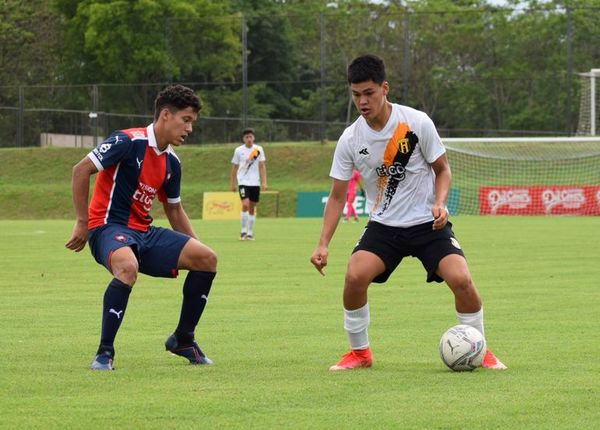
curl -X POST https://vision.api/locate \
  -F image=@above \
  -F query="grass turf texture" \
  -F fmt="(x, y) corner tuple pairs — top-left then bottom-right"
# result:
(1, 216), (599, 429)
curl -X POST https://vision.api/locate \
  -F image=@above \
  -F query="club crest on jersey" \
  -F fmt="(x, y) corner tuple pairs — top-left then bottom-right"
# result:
(396, 138), (411, 154)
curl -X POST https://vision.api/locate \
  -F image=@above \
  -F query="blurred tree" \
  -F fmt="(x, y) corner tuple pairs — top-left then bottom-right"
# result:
(54, 0), (240, 84)
(0, 0), (63, 86)
(229, 0), (301, 119)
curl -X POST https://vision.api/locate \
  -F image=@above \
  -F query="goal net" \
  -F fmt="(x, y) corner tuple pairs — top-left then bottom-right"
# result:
(577, 69), (600, 136)
(444, 137), (600, 216)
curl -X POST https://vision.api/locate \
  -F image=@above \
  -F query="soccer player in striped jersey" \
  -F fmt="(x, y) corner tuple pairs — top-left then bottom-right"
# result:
(230, 127), (268, 240)
(310, 55), (506, 371)
(66, 85), (217, 370)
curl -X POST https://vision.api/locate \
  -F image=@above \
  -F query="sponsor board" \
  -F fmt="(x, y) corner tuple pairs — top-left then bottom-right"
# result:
(202, 192), (242, 220)
(296, 192), (368, 218)
(480, 186), (600, 215)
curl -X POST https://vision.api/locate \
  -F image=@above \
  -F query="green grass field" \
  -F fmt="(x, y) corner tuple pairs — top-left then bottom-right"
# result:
(2, 216), (599, 429)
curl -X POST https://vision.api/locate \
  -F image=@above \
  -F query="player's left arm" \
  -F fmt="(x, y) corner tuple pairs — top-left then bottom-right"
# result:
(431, 153), (452, 230)
(163, 201), (198, 240)
(162, 155), (197, 239)
(259, 160), (267, 191)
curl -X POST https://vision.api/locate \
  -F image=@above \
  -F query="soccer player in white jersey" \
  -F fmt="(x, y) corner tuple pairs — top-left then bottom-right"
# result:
(310, 54), (506, 371)
(231, 128), (268, 240)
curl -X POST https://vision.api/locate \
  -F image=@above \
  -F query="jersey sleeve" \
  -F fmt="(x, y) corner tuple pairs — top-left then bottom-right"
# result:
(231, 148), (240, 165)
(419, 114), (446, 163)
(159, 153), (182, 204)
(87, 131), (133, 171)
(258, 145), (266, 161)
(329, 133), (355, 181)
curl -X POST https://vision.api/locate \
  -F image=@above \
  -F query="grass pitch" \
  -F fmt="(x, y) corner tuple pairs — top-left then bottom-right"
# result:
(1, 216), (599, 429)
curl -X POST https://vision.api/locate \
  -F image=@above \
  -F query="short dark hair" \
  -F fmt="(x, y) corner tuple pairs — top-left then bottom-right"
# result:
(242, 127), (255, 138)
(154, 84), (202, 121)
(347, 54), (386, 85)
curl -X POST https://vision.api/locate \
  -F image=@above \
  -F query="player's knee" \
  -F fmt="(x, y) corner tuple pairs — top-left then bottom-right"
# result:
(193, 249), (218, 272)
(449, 275), (479, 300)
(112, 259), (139, 286)
(204, 250), (218, 272)
(344, 269), (370, 293)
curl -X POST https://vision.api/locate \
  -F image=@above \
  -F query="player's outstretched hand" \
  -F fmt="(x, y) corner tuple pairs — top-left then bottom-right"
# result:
(310, 246), (329, 276)
(431, 205), (448, 230)
(65, 220), (89, 252)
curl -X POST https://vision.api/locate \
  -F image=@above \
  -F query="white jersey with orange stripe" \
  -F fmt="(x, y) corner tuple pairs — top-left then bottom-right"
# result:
(330, 103), (446, 227)
(232, 143), (266, 186)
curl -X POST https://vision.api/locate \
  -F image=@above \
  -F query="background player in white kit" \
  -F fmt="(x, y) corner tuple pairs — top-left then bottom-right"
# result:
(310, 54), (507, 371)
(231, 128), (267, 240)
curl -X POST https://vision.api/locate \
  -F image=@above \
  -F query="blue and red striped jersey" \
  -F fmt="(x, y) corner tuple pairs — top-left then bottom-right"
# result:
(87, 124), (182, 232)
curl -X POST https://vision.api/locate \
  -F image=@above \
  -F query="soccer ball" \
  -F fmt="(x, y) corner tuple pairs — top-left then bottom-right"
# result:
(439, 324), (486, 371)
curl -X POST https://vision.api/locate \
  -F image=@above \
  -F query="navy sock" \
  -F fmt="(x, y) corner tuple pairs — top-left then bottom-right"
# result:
(175, 271), (215, 344)
(99, 278), (132, 353)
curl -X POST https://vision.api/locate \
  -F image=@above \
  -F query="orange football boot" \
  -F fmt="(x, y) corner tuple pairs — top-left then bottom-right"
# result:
(482, 349), (507, 370)
(329, 347), (373, 371)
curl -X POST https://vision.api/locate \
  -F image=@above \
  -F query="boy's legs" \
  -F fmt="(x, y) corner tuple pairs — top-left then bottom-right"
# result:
(164, 237), (218, 364)
(330, 250), (385, 371)
(247, 200), (257, 239)
(88, 227), (142, 370)
(346, 192), (357, 221)
(436, 254), (506, 369)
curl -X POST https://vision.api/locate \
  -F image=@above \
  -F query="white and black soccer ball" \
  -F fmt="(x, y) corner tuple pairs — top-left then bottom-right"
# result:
(439, 324), (486, 371)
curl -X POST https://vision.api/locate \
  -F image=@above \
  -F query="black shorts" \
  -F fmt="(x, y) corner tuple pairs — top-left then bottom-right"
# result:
(352, 220), (466, 284)
(238, 185), (260, 203)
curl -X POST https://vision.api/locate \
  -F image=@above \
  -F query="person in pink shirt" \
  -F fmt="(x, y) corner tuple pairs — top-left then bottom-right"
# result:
(344, 169), (364, 222)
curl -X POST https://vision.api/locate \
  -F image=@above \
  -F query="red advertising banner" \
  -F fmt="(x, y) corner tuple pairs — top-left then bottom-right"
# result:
(479, 186), (600, 215)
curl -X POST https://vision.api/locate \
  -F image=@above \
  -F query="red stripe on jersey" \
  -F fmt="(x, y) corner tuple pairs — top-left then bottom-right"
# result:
(127, 146), (167, 230)
(88, 164), (119, 230)
(122, 128), (147, 139)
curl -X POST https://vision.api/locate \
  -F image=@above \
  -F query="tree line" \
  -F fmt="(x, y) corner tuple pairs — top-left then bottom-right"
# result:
(1, 0), (599, 143)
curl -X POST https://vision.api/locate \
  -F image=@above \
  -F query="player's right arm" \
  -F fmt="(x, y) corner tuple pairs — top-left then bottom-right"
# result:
(310, 178), (348, 276)
(230, 148), (239, 192)
(65, 157), (98, 252)
(230, 163), (239, 192)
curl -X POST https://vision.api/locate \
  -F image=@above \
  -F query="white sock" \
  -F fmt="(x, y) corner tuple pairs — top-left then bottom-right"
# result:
(241, 211), (248, 234)
(457, 308), (485, 339)
(247, 214), (256, 236)
(344, 303), (370, 349)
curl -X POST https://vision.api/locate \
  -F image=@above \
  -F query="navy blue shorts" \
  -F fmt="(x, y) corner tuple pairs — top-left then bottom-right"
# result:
(352, 220), (466, 284)
(88, 224), (191, 278)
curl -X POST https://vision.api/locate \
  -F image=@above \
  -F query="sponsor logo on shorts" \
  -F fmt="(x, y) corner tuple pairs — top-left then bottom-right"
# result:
(450, 237), (461, 249)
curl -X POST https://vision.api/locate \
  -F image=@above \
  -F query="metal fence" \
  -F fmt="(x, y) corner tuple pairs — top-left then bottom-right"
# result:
(1, 5), (598, 147)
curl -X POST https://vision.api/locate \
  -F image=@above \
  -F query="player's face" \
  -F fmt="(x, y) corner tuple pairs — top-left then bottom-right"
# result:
(164, 107), (198, 147)
(243, 133), (255, 147)
(351, 80), (390, 125)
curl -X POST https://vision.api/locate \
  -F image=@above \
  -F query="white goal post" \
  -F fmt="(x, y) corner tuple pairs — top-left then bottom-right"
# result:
(577, 68), (600, 136)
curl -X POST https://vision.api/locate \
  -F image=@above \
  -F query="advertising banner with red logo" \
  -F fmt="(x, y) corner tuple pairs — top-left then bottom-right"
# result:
(479, 186), (600, 215)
